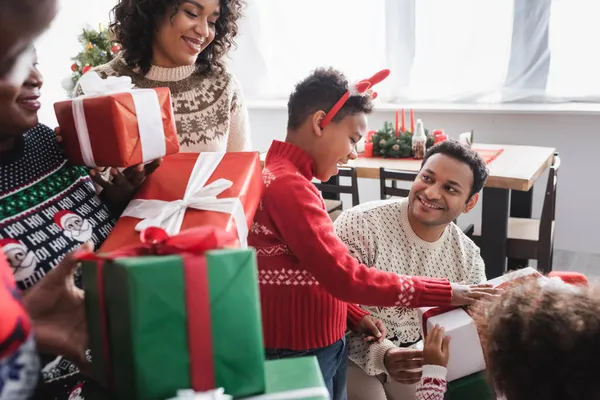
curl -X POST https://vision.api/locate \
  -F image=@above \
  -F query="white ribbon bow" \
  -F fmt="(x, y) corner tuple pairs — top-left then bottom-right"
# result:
(166, 387), (330, 400)
(72, 71), (166, 167)
(121, 152), (249, 247)
(78, 71), (134, 95)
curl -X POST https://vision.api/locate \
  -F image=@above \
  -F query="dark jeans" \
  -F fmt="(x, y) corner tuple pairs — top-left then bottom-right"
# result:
(265, 336), (348, 400)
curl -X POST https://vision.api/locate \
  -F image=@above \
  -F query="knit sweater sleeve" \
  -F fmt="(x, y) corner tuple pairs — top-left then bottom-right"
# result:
(265, 175), (453, 307)
(348, 335), (397, 376)
(227, 73), (252, 151)
(416, 365), (448, 400)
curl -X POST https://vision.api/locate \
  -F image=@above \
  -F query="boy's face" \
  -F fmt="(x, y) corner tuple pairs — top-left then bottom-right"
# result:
(312, 113), (366, 182)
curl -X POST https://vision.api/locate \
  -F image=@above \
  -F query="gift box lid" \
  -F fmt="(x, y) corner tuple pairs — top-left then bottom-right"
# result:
(420, 308), (474, 332)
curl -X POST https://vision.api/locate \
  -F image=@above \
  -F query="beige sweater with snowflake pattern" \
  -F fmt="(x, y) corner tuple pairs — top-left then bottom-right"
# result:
(75, 55), (251, 152)
(334, 198), (486, 376)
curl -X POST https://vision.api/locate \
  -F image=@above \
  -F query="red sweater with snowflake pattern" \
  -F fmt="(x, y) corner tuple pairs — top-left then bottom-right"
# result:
(248, 140), (453, 350)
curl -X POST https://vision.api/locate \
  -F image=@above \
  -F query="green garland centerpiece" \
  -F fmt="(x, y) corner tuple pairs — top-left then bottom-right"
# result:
(371, 121), (435, 158)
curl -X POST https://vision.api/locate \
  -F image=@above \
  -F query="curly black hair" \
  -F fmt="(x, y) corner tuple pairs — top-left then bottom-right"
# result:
(109, 0), (245, 75)
(287, 67), (374, 130)
(471, 280), (600, 400)
(421, 140), (489, 199)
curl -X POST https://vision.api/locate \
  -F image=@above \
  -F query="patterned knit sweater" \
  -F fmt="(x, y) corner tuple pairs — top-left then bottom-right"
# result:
(416, 365), (447, 400)
(334, 198), (485, 377)
(0, 124), (116, 399)
(248, 140), (454, 351)
(76, 55), (251, 153)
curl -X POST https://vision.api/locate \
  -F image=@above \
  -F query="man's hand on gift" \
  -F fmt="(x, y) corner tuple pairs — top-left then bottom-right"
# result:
(22, 242), (92, 374)
(384, 348), (423, 384)
(353, 315), (386, 343)
(423, 325), (450, 367)
(450, 282), (500, 306)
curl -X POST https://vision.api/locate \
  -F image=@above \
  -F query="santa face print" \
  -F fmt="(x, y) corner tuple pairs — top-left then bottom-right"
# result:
(68, 387), (82, 400)
(2, 244), (37, 282)
(64, 215), (82, 231)
(60, 214), (93, 243)
(67, 383), (84, 400)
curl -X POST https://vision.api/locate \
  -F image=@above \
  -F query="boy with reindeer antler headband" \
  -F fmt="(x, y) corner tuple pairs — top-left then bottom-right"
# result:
(248, 67), (497, 400)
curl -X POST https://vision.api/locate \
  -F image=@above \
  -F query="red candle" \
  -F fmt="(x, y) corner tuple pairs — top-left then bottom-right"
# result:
(401, 109), (405, 133)
(364, 142), (374, 157)
(410, 109), (414, 133)
(395, 110), (399, 136)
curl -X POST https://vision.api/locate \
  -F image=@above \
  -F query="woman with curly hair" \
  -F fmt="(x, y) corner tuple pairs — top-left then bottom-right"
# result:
(77, 0), (250, 152)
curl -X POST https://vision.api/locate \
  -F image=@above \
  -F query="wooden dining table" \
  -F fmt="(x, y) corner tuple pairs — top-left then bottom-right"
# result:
(261, 143), (556, 278)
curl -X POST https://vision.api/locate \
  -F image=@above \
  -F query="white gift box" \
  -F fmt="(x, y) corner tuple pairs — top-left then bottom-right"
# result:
(417, 307), (485, 382)
(418, 266), (544, 382)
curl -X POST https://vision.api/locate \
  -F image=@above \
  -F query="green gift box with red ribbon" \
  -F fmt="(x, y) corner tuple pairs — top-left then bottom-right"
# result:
(80, 226), (265, 400)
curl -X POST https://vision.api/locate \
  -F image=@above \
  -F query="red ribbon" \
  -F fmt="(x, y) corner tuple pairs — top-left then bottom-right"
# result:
(78, 226), (238, 390)
(182, 252), (214, 390)
(421, 306), (458, 336)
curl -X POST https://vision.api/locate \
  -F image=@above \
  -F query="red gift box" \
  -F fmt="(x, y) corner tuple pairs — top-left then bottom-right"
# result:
(99, 152), (264, 252)
(54, 85), (179, 168)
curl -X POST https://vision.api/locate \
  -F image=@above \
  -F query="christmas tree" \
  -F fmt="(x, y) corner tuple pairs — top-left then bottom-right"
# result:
(63, 25), (120, 97)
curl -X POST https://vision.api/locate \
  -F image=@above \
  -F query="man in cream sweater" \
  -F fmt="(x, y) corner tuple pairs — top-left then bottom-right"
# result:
(334, 140), (489, 400)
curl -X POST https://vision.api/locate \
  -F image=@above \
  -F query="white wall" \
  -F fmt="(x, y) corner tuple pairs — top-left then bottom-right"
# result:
(247, 106), (600, 255)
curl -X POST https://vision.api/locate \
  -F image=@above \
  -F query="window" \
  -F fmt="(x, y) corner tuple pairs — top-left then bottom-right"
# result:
(231, 0), (387, 100)
(406, 0), (513, 103)
(232, 0), (600, 104)
(546, 0), (600, 101)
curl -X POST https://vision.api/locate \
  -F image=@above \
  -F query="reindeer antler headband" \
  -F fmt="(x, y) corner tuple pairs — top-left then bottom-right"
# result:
(320, 69), (391, 129)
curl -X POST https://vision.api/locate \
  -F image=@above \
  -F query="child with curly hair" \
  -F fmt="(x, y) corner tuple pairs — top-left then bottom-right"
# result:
(75, 0), (251, 153)
(416, 277), (599, 400)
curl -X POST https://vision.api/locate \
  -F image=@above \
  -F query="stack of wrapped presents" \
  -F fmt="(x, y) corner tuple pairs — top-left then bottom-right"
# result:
(54, 79), (329, 399)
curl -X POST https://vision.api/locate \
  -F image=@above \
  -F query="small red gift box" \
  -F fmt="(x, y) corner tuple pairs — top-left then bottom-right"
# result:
(99, 152), (264, 252)
(54, 73), (179, 168)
